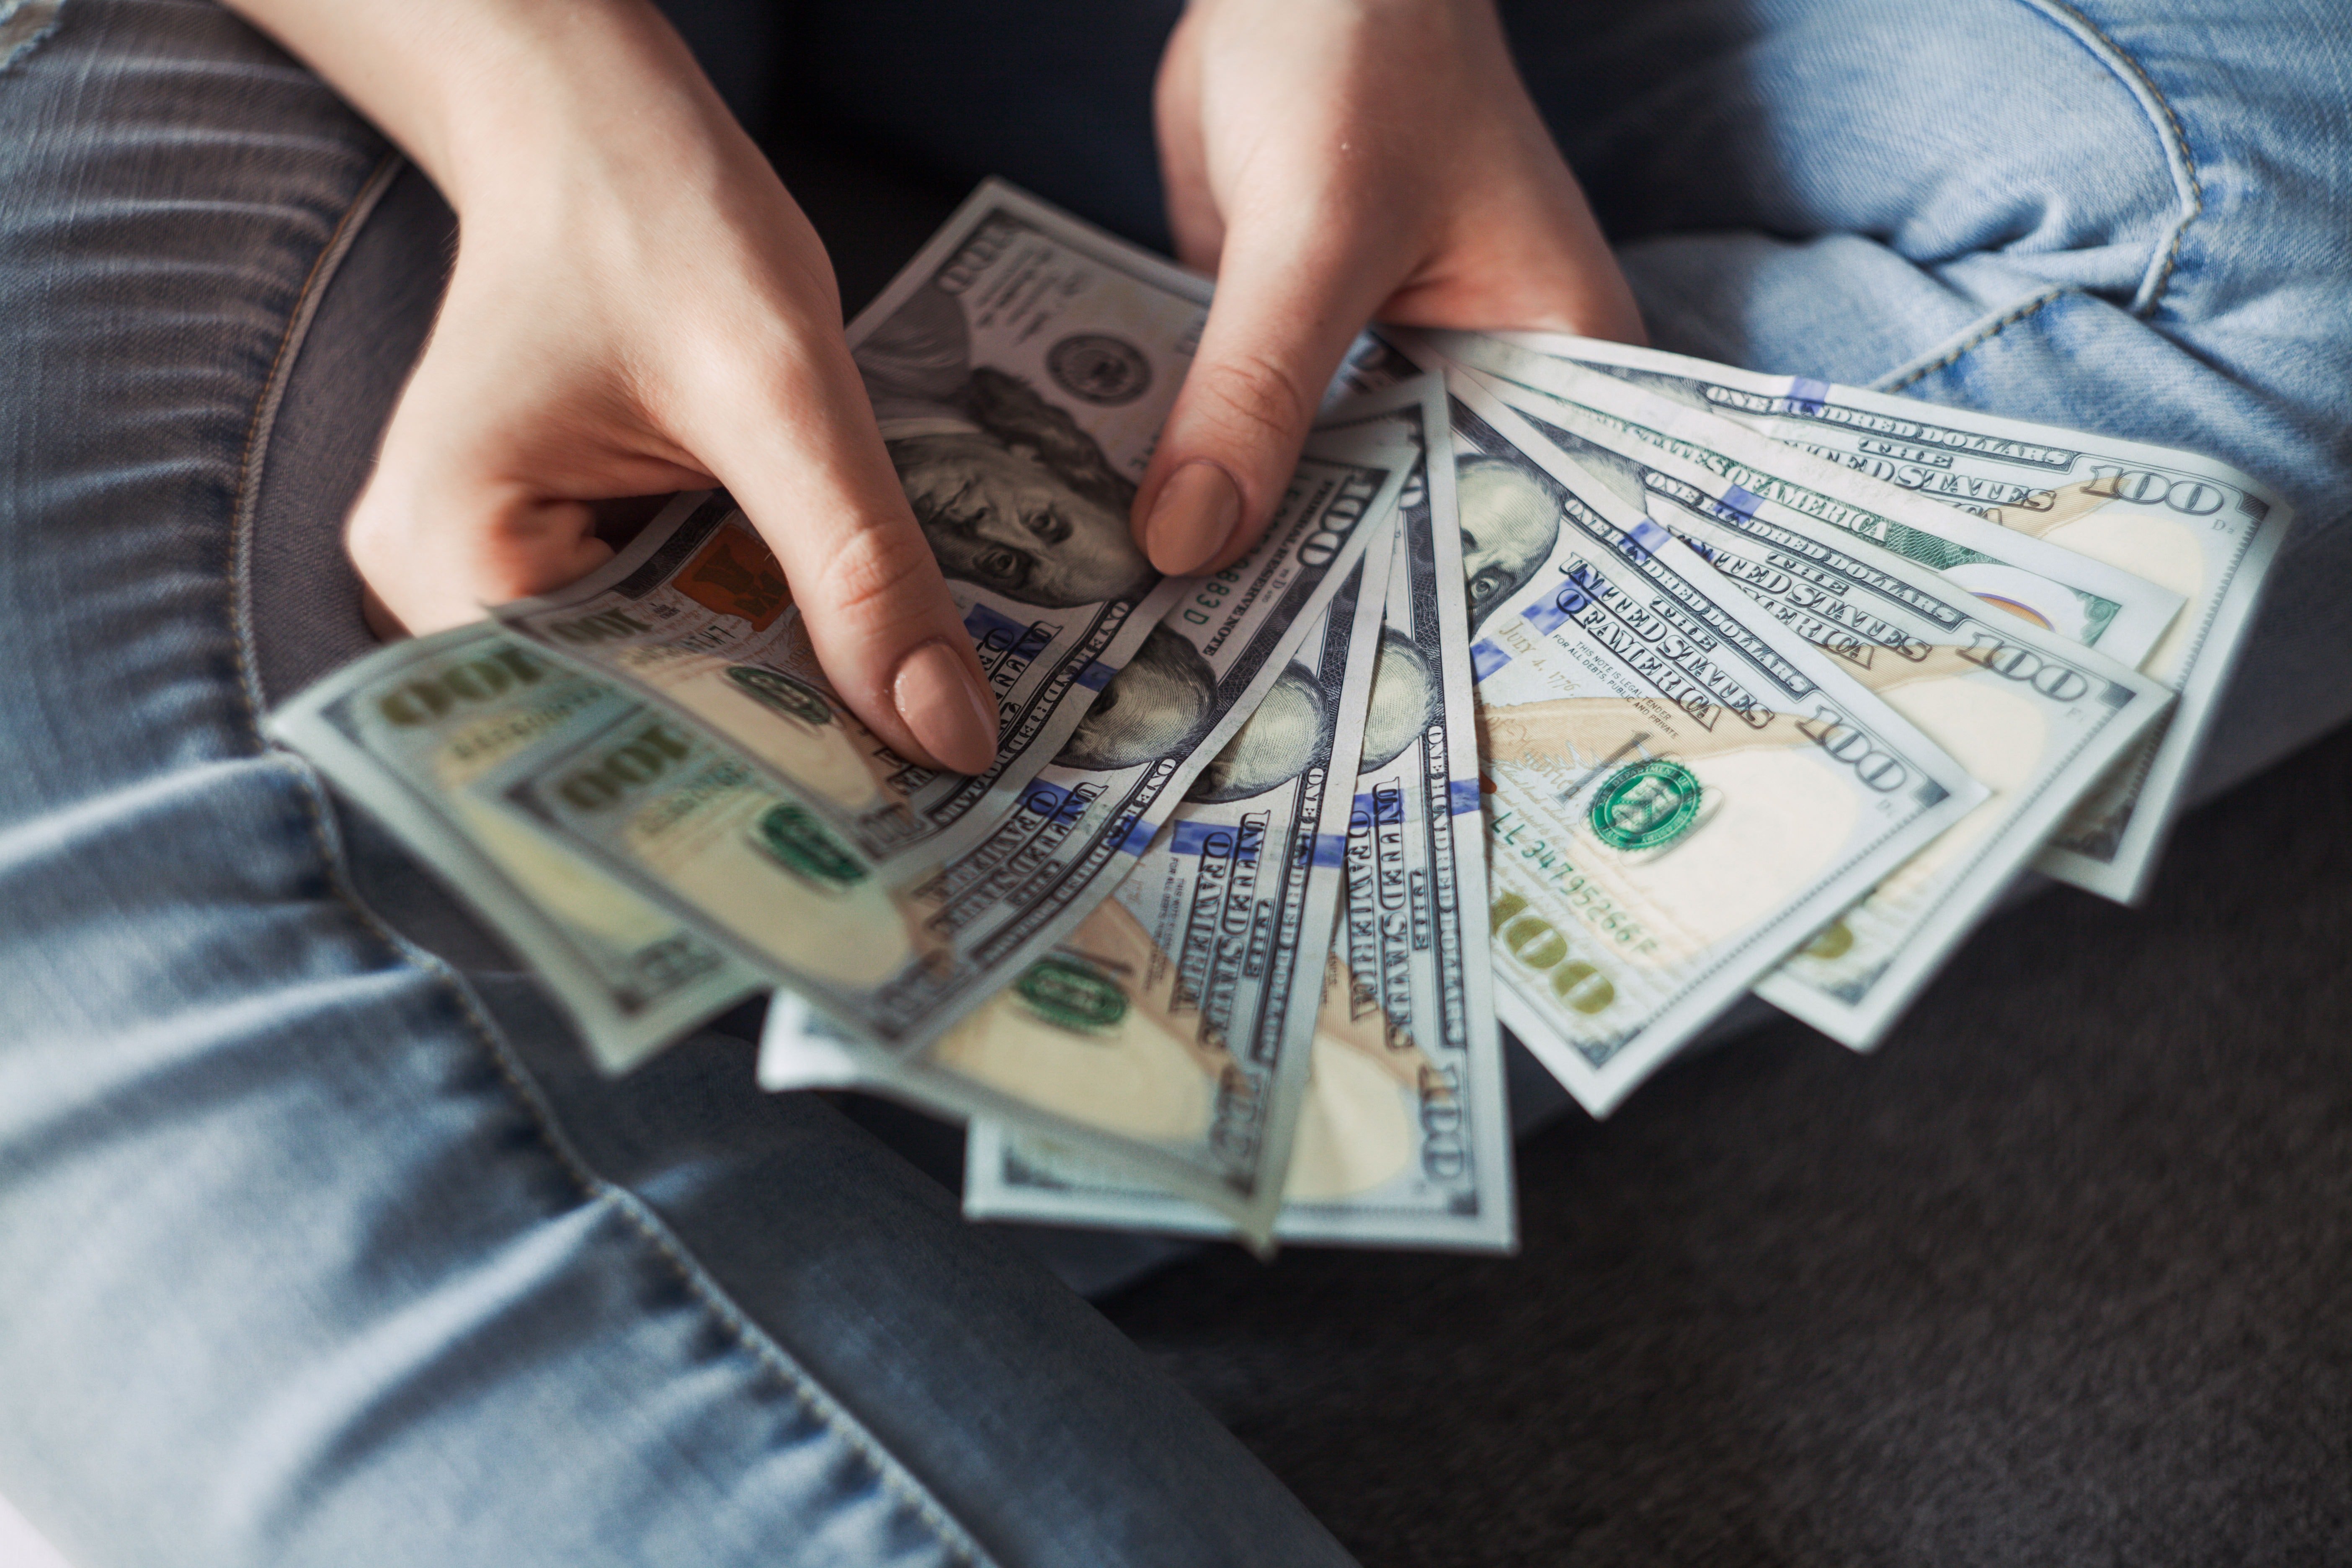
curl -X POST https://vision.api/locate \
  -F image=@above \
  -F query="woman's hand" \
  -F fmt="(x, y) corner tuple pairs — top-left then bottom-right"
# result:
(229, 0), (999, 774)
(1136, 0), (1643, 575)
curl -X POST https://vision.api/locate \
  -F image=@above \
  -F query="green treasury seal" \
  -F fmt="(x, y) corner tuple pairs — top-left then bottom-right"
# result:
(1015, 952), (1130, 1035)
(750, 802), (868, 889)
(1589, 758), (1704, 852)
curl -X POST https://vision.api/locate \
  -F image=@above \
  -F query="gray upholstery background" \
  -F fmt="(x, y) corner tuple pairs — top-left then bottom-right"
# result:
(776, 135), (2352, 1568)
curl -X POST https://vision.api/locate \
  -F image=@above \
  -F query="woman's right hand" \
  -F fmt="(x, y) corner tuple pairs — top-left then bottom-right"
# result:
(230, 0), (1000, 774)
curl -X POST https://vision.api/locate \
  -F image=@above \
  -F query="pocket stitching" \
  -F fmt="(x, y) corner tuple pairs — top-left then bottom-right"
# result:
(2011, 0), (2205, 317)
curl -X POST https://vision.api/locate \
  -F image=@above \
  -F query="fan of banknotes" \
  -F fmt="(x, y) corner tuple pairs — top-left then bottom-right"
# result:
(271, 182), (2290, 1254)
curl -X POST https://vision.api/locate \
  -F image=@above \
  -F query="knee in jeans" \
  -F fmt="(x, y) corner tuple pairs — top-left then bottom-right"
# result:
(1540, 0), (2200, 314)
(1782, 0), (2197, 311)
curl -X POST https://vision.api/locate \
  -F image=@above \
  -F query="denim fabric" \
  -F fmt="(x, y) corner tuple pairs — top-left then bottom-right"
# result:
(0, 4), (1357, 1566)
(0, 1), (2347, 1565)
(1504, 0), (2352, 797)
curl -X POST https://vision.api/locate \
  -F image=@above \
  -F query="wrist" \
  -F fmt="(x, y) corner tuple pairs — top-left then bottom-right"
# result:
(421, 3), (742, 223)
(225, 0), (739, 222)
(449, 7), (734, 213)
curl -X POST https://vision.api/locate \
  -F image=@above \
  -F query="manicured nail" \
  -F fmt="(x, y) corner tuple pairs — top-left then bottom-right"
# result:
(1143, 460), (1243, 575)
(894, 639), (998, 775)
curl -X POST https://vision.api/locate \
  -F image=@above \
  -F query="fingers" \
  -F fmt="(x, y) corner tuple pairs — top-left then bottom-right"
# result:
(1381, 147), (1647, 348)
(687, 333), (999, 776)
(350, 282), (996, 775)
(351, 484), (617, 635)
(1151, 6), (1222, 273)
(348, 288), (706, 636)
(1133, 212), (1401, 577)
(1138, 0), (1649, 586)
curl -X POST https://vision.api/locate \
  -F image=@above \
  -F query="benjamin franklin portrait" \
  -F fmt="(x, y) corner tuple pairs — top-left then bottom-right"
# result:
(1357, 629), (1437, 773)
(1542, 423), (1653, 516)
(1459, 454), (1563, 633)
(1051, 623), (1337, 804)
(1056, 623), (1215, 772)
(1185, 662), (1329, 803)
(859, 284), (1157, 609)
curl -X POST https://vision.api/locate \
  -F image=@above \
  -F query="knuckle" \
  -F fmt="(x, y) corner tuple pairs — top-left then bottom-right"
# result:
(1193, 348), (1314, 449)
(810, 520), (940, 634)
(345, 487), (437, 583)
(344, 502), (398, 570)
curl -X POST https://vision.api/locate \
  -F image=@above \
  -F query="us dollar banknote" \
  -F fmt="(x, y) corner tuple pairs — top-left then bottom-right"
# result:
(953, 524), (1393, 1245)
(267, 626), (761, 1073)
(755, 989), (867, 1090)
(1466, 330), (2294, 904)
(762, 528), (1396, 1239)
(473, 424), (1412, 1231)
(1462, 371), (2175, 1048)
(965, 376), (1516, 1250)
(496, 180), (1224, 872)
(1402, 367), (1985, 1114)
(1419, 332), (2186, 675)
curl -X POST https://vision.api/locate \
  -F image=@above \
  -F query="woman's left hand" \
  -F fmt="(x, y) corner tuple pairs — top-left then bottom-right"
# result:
(1135, 0), (1643, 575)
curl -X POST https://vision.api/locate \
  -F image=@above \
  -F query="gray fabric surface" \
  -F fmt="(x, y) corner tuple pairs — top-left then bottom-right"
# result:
(1102, 718), (2352, 1567)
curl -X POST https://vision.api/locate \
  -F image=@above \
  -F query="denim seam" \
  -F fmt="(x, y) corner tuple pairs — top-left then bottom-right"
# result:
(1874, 284), (2067, 394)
(2010, 0), (2204, 316)
(230, 150), (402, 719)
(1878, 0), (2208, 396)
(226, 157), (995, 1568)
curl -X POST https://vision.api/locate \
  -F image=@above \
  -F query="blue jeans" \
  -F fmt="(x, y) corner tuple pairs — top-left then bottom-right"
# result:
(0, 2), (2345, 1564)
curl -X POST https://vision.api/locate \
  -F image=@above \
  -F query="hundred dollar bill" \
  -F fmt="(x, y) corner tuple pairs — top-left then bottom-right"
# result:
(967, 376), (1516, 1250)
(1406, 369), (1984, 1114)
(1419, 332), (2185, 673)
(267, 626), (761, 1073)
(496, 179), (1222, 871)
(962, 955), (1431, 1249)
(1279, 377), (1510, 1243)
(476, 424), (1412, 1232)
(1467, 331), (2294, 904)
(756, 990), (867, 1089)
(1460, 370), (2175, 1048)
(956, 525), (1393, 1244)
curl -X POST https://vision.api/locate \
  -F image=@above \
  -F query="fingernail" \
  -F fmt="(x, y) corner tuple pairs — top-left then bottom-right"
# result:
(894, 639), (998, 775)
(1143, 460), (1243, 575)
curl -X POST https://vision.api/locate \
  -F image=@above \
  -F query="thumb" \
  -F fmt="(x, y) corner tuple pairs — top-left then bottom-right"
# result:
(1132, 215), (1400, 576)
(693, 340), (1000, 776)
